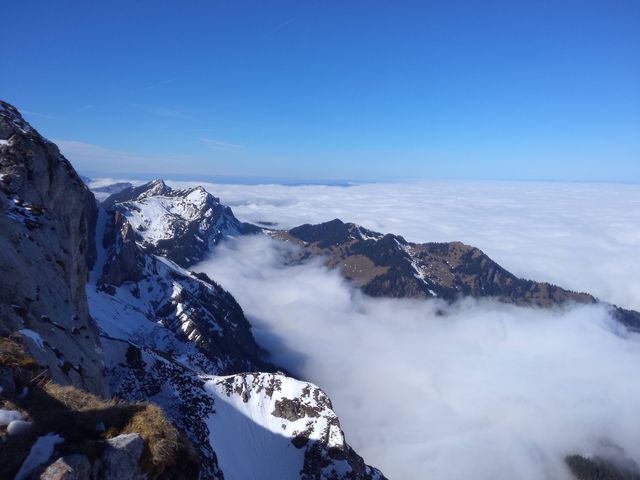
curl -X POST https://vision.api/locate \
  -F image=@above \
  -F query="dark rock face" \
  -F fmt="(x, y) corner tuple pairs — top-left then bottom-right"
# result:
(99, 211), (147, 286)
(289, 219), (351, 248)
(278, 219), (640, 330)
(566, 454), (640, 480)
(102, 179), (261, 268)
(0, 101), (107, 396)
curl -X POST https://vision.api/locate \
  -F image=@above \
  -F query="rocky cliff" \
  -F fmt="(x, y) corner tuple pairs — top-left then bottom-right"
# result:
(0, 100), (106, 396)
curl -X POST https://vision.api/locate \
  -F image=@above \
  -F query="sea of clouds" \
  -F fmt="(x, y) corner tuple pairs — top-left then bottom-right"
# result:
(175, 180), (640, 311)
(194, 234), (640, 480)
(181, 180), (640, 479)
(91, 177), (640, 479)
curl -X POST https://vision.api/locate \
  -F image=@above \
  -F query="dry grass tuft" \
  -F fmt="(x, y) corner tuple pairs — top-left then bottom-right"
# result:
(121, 403), (179, 475)
(0, 335), (40, 371)
(43, 382), (117, 411)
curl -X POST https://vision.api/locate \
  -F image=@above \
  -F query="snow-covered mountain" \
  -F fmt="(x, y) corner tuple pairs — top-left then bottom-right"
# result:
(0, 100), (385, 479)
(102, 179), (260, 267)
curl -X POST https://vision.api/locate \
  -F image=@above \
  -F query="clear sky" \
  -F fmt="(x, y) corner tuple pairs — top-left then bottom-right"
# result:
(1, 1), (638, 182)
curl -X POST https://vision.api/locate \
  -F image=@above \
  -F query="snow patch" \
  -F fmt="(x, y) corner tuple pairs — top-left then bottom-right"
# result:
(18, 329), (46, 350)
(0, 409), (24, 426)
(15, 433), (64, 480)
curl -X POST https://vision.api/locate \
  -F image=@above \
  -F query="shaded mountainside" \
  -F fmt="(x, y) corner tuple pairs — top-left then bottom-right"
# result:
(0, 101), (198, 479)
(93, 208), (270, 374)
(566, 454), (640, 480)
(273, 219), (640, 330)
(0, 101), (386, 479)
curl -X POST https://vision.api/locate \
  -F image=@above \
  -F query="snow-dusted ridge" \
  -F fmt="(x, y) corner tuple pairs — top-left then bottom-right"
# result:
(206, 372), (384, 480)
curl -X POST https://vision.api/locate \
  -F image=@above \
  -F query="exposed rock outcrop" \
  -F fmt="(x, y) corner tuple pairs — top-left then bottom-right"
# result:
(0, 337), (199, 479)
(0, 101), (106, 396)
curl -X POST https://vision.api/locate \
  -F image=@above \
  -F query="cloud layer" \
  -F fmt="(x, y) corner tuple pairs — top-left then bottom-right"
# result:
(174, 180), (640, 311)
(90, 177), (640, 478)
(195, 235), (640, 480)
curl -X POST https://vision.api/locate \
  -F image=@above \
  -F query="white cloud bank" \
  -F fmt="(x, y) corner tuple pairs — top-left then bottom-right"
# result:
(88, 177), (640, 478)
(195, 235), (640, 480)
(173, 180), (640, 311)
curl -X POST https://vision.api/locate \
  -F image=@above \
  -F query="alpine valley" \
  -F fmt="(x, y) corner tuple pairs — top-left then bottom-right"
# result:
(1, 100), (638, 480)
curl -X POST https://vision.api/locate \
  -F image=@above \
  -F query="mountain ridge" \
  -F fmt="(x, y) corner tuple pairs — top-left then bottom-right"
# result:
(275, 218), (640, 330)
(100, 179), (640, 331)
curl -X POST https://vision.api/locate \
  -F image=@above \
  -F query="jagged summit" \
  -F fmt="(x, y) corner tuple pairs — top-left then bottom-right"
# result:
(101, 178), (170, 208)
(102, 179), (261, 267)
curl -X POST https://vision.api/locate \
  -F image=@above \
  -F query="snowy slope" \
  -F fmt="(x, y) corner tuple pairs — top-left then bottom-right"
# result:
(88, 206), (267, 374)
(206, 372), (385, 480)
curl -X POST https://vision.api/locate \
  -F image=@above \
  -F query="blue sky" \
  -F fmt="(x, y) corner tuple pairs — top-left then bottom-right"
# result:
(1, 1), (638, 182)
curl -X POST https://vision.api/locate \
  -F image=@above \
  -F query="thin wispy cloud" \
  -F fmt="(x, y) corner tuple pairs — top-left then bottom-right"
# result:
(268, 2), (317, 34)
(21, 109), (60, 120)
(200, 137), (244, 152)
(55, 140), (205, 174)
(270, 14), (301, 34)
(144, 78), (176, 90)
(122, 101), (192, 119)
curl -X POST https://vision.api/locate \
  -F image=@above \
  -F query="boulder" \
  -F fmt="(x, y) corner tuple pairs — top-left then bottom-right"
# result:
(39, 455), (91, 480)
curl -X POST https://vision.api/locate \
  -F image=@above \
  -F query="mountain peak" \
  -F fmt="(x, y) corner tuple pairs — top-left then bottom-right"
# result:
(100, 178), (260, 267)
(137, 178), (170, 197)
(0, 100), (34, 140)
